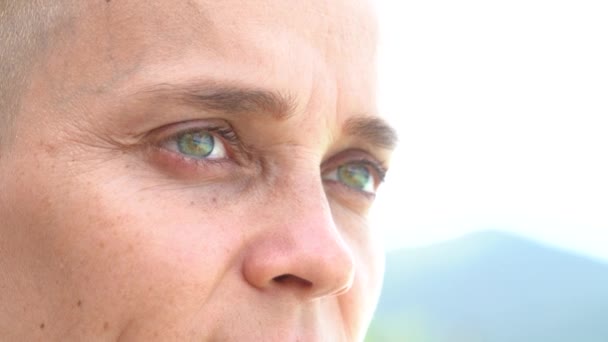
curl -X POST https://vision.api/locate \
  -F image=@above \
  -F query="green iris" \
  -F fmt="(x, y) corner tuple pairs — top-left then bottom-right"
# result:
(338, 164), (372, 191)
(177, 131), (215, 158)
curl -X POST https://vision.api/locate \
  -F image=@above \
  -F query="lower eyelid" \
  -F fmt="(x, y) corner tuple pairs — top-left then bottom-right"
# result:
(146, 144), (237, 180)
(323, 179), (377, 202)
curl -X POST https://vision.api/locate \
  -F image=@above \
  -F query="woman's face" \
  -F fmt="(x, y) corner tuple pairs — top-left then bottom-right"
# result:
(0, 0), (396, 340)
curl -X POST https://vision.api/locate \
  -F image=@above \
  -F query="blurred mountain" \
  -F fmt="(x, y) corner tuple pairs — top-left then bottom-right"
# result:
(366, 230), (608, 342)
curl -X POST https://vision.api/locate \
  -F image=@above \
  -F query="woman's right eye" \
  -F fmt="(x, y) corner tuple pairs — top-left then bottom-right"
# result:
(145, 123), (243, 179)
(162, 129), (228, 160)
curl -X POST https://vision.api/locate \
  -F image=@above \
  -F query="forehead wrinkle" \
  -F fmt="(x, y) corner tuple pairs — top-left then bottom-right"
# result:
(78, 0), (217, 65)
(134, 81), (298, 121)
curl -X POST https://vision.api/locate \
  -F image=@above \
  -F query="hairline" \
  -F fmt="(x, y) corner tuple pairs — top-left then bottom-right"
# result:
(0, 1), (78, 147)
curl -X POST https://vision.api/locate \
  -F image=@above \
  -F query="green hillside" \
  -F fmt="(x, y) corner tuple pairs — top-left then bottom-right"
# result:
(366, 231), (608, 342)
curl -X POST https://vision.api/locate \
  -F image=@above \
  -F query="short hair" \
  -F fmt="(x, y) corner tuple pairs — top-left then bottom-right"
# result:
(0, 1), (73, 145)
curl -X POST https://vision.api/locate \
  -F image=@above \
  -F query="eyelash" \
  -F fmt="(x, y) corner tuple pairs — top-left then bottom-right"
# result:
(204, 126), (240, 148)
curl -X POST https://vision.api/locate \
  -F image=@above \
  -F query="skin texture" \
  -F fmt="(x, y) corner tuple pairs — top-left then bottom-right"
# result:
(0, 0), (395, 341)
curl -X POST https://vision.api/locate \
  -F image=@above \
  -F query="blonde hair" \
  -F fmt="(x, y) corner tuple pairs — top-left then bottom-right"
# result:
(0, 1), (72, 145)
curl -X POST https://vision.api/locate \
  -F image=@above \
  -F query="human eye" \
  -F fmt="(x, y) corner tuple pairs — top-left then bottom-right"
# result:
(322, 158), (387, 195)
(144, 120), (248, 179)
(163, 128), (228, 160)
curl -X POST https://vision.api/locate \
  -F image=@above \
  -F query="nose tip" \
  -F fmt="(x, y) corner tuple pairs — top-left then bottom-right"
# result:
(242, 225), (356, 301)
(241, 169), (356, 301)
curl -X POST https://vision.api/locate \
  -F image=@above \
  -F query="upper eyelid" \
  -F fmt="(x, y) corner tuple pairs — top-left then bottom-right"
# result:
(162, 127), (237, 145)
(145, 119), (231, 141)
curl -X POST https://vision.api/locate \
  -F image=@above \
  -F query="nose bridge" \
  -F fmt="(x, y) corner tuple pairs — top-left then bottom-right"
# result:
(283, 167), (331, 220)
(242, 168), (355, 300)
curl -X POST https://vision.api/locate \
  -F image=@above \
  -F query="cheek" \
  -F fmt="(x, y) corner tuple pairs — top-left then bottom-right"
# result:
(65, 185), (242, 303)
(333, 207), (385, 337)
(337, 256), (384, 340)
(8, 153), (243, 318)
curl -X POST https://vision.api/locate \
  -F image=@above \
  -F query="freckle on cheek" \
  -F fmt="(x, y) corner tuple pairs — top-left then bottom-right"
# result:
(40, 323), (45, 330)
(43, 144), (56, 154)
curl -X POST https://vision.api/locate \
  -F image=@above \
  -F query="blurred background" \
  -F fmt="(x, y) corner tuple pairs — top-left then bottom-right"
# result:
(367, 0), (608, 340)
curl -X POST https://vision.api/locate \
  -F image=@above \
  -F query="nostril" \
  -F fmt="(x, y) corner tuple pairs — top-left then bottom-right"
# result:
(273, 274), (313, 288)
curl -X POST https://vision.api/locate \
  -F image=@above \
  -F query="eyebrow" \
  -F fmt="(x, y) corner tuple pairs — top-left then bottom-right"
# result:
(137, 82), (398, 150)
(137, 82), (297, 120)
(344, 116), (399, 151)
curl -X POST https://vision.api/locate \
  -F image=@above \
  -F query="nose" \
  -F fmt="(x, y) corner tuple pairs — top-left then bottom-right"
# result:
(242, 177), (355, 301)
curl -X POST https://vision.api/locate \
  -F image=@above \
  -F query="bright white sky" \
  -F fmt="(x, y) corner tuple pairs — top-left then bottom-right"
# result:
(371, 0), (608, 262)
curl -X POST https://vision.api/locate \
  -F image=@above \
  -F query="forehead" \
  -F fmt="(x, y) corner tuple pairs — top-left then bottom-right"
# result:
(98, 0), (378, 50)
(31, 0), (382, 143)
(72, 0), (378, 87)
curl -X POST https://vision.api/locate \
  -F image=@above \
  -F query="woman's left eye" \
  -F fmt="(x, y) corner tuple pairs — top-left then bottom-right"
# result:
(323, 162), (380, 194)
(165, 130), (227, 160)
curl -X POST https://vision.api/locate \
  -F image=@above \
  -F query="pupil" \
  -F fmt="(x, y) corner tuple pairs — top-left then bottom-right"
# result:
(178, 132), (214, 157)
(338, 164), (370, 189)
